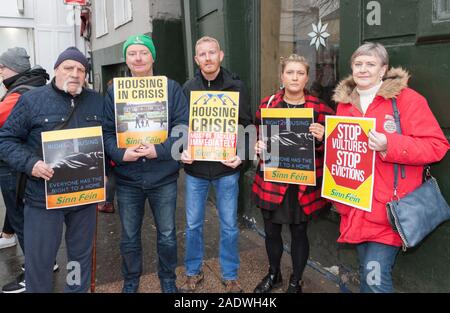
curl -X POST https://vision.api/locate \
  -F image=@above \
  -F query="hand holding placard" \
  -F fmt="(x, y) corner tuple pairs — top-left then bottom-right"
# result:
(368, 129), (388, 152)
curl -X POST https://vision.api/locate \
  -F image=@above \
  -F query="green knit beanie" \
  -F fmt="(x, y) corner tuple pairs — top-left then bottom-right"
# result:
(123, 34), (156, 61)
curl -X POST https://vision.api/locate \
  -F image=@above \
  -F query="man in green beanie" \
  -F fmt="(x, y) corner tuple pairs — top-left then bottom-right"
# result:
(122, 34), (156, 62)
(103, 34), (188, 293)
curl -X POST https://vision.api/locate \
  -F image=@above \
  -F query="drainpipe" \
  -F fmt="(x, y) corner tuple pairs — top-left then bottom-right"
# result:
(182, 0), (194, 79)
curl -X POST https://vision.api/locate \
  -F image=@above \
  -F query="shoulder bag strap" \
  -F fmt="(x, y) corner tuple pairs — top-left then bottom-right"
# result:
(392, 98), (406, 197)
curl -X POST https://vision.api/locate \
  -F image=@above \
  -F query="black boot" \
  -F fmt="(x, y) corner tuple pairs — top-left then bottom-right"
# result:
(286, 274), (303, 293)
(253, 269), (282, 293)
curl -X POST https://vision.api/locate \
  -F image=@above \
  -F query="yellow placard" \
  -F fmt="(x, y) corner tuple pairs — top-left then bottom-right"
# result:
(264, 167), (316, 185)
(188, 91), (239, 161)
(114, 77), (167, 103)
(47, 188), (105, 209)
(261, 108), (313, 119)
(114, 76), (168, 148)
(41, 126), (102, 142)
(117, 131), (168, 147)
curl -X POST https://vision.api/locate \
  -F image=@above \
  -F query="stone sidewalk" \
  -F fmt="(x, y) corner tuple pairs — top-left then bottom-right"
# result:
(0, 171), (354, 293)
(95, 227), (344, 293)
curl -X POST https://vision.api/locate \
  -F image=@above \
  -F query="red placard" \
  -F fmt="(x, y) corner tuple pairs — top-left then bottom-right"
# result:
(321, 116), (376, 212)
(64, 0), (87, 5)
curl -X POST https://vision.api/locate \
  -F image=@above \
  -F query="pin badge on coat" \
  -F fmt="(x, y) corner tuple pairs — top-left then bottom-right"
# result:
(383, 114), (397, 133)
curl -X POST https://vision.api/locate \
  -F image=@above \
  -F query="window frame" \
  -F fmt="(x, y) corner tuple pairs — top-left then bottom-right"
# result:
(95, 0), (108, 38)
(113, 0), (133, 29)
(434, 0), (450, 22)
(416, 0), (450, 43)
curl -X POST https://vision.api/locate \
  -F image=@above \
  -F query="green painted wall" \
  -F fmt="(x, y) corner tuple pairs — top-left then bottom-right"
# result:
(152, 19), (187, 84)
(185, 0), (259, 113)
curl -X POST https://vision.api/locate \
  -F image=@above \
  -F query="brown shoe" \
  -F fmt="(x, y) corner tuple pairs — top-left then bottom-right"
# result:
(223, 279), (243, 293)
(179, 272), (204, 293)
(98, 202), (115, 213)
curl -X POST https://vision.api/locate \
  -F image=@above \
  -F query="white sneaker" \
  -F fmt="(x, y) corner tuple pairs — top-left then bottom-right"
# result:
(0, 233), (17, 249)
(20, 262), (59, 272)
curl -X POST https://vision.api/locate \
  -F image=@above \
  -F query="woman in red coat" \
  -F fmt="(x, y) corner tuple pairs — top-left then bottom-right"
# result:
(332, 42), (449, 293)
(252, 54), (334, 293)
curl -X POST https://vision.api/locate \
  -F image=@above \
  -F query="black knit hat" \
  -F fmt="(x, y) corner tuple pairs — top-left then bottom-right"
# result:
(54, 47), (89, 71)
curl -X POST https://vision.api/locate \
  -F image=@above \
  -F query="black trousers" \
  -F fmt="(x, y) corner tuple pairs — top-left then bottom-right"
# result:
(263, 218), (309, 281)
(0, 170), (24, 250)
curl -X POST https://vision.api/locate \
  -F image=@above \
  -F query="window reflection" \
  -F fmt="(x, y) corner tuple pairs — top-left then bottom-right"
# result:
(434, 0), (450, 21)
(261, 0), (340, 110)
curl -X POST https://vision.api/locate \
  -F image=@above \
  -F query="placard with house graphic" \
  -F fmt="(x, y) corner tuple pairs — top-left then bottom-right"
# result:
(188, 91), (239, 161)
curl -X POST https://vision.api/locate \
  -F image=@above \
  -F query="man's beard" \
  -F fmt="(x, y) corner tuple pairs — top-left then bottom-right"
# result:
(63, 80), (82, 95)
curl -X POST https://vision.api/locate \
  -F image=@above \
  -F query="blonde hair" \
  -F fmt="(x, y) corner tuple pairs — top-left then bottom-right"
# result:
(351, 42), (389, 68)
(195, 36), (221, 54)
(280, 54), (310, 75)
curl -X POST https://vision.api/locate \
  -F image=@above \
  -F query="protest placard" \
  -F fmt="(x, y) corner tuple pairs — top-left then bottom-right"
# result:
(42, 126), (105, 209)
(261, 108), (316, 185)
(322, 116), (376, 211)
(188, 91), (239, 161)
(114, 76), (168, 148)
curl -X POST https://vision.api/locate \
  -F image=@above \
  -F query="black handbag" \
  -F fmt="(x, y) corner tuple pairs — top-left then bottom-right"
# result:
(386, 99), (450, 250)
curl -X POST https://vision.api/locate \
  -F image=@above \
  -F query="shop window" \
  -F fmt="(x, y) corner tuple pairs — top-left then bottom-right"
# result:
(261, 0), (340, 109)
(114, 0), (133, 29)
(434, 0), (450, 22)
(95, 0), (108, 38)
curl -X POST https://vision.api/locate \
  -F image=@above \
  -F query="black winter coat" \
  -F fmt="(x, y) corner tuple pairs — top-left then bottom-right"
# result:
(0, 80), (104, 208)
(182, 67), (253, 180)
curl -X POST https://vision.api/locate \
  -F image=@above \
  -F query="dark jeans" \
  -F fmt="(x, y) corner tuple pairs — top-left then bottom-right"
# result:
(24, 204), (96, 293)
(116, 181), (178, 292)
(106, 170), (116, 203)
(0, 170), (24, 250)
(2, 213), (14, 234)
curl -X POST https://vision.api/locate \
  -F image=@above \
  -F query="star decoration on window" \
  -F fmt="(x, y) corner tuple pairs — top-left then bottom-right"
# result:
(308, 19), (330, 50)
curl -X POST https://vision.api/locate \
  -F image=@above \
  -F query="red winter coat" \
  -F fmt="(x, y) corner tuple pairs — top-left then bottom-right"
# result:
(0, 92), (21, 127)
(332, 67), (450, 246)
(252, 89), (335, 215)
(1, 67), (49, 126)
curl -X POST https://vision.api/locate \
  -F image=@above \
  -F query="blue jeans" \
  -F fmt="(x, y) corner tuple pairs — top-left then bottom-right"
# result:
(0, 170), (24, 250)
(184, 172), (240, 280)
(356, 242), (399, 293)
(24, 204), (96, 293)
(116, 182), (178, 292)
